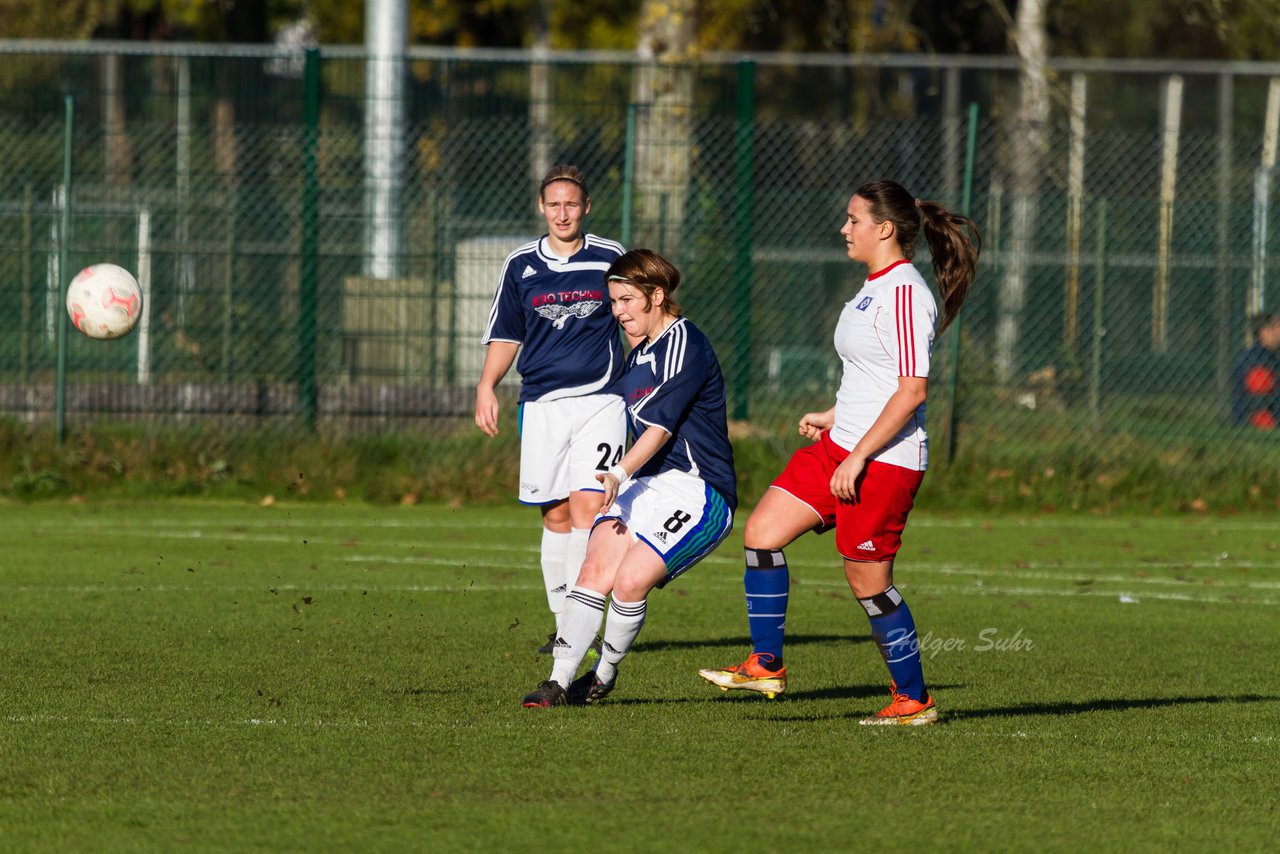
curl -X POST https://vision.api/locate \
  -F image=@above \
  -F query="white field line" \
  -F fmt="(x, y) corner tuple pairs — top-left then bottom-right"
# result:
(919, 564), (1280, 590)
(3, 583), (549, 594)
(3, 712), (1277, 741)
(5, 575), (1277, 606)
(6, 525), (1277, 577)
(1, 514), (1278, 533)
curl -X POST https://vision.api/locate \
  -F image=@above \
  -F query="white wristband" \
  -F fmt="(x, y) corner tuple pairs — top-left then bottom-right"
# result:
(607, 463), (629, 484)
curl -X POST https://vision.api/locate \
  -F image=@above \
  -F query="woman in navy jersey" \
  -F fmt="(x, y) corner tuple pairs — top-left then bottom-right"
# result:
(476, 165), (628, 655)
(699, 180), (979, 725)
(522, 249), (737, 707)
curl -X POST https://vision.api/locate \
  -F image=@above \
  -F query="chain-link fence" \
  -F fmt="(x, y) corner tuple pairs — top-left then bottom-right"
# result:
(2, 42), (1279, 462)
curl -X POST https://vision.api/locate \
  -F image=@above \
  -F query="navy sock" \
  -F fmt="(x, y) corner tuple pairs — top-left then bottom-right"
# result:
(858, 586), (926, 701)
(745, 548), (788, 666)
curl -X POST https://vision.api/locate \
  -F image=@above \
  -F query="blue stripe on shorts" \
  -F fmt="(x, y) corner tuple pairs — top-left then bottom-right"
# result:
(658, 482), (733, 587)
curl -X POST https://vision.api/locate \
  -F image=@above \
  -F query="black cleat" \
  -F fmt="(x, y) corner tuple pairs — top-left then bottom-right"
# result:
(521, 680), (567, 708)
(567, 671), (615, 705)
(536, 632), (557, 655)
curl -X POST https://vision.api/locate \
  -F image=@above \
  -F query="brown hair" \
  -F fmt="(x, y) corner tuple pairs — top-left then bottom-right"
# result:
(604, 248), (682, 317)
(855, 179), (981, 334)
(539, 164), (589, 201)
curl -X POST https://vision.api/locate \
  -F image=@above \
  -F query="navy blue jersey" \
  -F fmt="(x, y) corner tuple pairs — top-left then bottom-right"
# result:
(483, 234), (626, 403)
(624, 317), (737, 509)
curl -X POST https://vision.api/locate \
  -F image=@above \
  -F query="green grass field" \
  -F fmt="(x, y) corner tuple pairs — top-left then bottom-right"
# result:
(2, 500), (1278, 851)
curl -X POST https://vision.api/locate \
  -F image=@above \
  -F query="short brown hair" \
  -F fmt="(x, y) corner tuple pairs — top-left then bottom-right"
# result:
(605, 249), (682, 316)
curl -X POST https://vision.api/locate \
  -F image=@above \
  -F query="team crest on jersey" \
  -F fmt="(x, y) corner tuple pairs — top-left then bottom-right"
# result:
(534, 299), (601, 329)
(856, 296), (873, 311)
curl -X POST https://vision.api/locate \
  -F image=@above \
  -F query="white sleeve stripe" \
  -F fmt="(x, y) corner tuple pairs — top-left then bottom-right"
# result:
(662, 321), (687, 381)
(587, 234), (626, 254)
(481, 255), (517, 342)
(482, 245), (536, 342)
(635, 322), (689, 418)
(629, 410), (673, 434)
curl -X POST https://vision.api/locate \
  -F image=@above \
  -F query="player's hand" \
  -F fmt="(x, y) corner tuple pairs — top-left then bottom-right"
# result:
(798, 410), (834, 441)
(596, 464), (628, 507)
(475, 387), (500, 437)
(830, 454), (865, 501)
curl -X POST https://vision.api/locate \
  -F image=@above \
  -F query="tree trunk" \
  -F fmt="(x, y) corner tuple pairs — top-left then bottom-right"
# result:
(632, 0), (696, 256)
(996, 0), (1049, 385)
(529, 0), (554, 187)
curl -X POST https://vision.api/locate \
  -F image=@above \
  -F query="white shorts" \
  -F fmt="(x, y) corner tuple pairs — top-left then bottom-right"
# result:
(517, 394), (627, 505)
(598, 469), (734, 586)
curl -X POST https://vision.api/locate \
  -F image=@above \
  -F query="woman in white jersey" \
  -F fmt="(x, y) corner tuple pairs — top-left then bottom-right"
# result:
(476, 165), (628, 655)
(699, 179), (979, 725)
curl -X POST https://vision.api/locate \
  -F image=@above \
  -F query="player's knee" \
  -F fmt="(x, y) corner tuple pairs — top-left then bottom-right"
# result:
(541, 500), (571, 531)
(743, 510), (786, 550)
(611, 580), (650, 603)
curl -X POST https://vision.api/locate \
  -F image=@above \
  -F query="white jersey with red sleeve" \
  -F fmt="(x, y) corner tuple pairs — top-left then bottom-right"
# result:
(828, 259), (938, 471)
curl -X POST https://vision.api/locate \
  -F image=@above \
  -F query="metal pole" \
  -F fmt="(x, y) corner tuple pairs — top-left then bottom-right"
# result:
(944, 102), (978, 464)
(622, 103), (637, 247)
(1090, 199), (1108, 428)
(55, 94), (73, 445)
(1214, 72), (1234, 407)
(731, 59), (755, 420)
(298, 47), (321, 430)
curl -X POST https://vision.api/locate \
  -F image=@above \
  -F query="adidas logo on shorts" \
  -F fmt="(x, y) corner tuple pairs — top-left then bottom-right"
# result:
(857, 540), (876, 551)
(653, 530), (668, 543)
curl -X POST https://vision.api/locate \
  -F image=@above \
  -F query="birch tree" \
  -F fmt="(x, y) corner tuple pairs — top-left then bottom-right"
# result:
(632, 0), (697, 255)
(993, 0), (1049, 385)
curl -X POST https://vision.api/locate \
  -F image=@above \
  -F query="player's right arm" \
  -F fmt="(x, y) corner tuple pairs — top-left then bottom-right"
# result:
(475, 341), (520, 437)
(798, 407), (835, 440)
(596, 423), (671, 505)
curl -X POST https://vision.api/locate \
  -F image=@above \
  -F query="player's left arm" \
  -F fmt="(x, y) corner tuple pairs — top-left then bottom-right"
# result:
(597, 424), (670, 505)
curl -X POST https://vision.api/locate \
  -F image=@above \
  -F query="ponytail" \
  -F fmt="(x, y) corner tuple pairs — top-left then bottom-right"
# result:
(917, 200), (980, 334)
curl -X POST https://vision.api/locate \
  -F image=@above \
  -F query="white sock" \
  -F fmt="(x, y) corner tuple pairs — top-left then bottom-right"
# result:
(565, 527), (592, 590)
(594, 596), (647, 684)
(550, 586), (608, 688)
(540, 529), (570, 631)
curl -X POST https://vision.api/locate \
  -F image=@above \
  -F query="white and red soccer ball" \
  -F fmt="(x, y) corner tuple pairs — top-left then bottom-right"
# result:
(66, 263), (143, 340)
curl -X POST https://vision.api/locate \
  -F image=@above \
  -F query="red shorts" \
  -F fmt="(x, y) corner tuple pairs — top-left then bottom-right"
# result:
(770, 430), (925, 562)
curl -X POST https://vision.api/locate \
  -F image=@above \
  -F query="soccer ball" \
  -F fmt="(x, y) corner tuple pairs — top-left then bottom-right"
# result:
(66, 263), (143, 340)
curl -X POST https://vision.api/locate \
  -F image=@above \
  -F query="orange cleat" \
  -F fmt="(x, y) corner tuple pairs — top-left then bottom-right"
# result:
(858, 690), (938, 726)
(697, 652), (787, 699)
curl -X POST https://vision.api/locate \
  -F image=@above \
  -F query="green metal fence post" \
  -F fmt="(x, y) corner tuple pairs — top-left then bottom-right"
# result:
(622, 102), (637, 247)
(1090, 198), (1108, 428)
(943, 102), (979, 464)
(731, 59), (755, 420)
(55, 94), (73, 446)
(298, 47), (321, 431)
